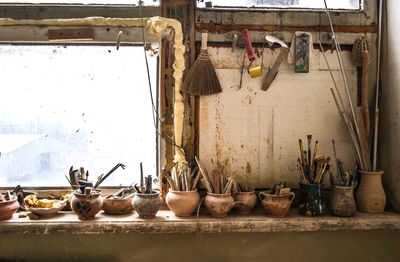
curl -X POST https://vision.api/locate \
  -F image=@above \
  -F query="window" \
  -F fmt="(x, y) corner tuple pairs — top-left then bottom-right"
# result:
(0, 0), (159, 5)
(197, 0), (361, 10)
(0, 44), (158, 187)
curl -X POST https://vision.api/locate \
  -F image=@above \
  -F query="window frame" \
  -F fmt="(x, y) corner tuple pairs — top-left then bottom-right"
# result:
(0, 21), (164, 190)
(195, 0), (364, 13)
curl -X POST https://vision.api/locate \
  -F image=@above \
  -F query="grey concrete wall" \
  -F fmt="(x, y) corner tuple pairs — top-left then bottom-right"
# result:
(381, 1), (400, 211)
(1, 231), (400, 262)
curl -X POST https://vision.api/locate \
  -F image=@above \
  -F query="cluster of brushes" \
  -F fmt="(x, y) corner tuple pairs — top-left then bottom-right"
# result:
(66, 164), (126, 193)
(297, 135), (330, 184)
(134, 162), (155, 194)
(330, 139), (358, 187)
(166, 164), (201, 191)
(195, 156), (238, 194)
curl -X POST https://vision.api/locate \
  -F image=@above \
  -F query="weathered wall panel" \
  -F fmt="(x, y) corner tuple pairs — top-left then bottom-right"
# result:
(199, 47), (357, 187)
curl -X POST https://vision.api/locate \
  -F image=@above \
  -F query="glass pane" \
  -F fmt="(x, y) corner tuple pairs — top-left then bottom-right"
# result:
(0, 44), (158, 187)
(0, 0), (159, 5)
(197, 0), (360, 10)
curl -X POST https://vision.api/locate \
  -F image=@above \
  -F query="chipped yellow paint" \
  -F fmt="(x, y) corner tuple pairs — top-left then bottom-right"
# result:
(0, 16), (187, 164)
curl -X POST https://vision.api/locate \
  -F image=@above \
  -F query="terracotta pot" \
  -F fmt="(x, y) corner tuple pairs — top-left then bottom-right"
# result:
(233, 191), (257, 215)
(0, 197), (19, 220)
(330, 186), (356, 217)
(299, 183), (326, 216)
(132, 192), (162, 219)
(103, 197), (134, 215)
(166, 189), (200, 217)
(204, 193), (238, 218)
(259, 191), (295, 218)
(356, 170), (386, 213)
(70, 189), (103, 220)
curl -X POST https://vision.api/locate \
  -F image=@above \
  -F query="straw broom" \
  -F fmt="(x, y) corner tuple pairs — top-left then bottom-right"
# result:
(183, 32), (222, 96)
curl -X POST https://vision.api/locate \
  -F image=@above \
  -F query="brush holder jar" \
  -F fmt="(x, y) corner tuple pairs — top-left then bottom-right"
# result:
(259, 191), (295, 218)
(233, 191), (257, 215)
(166, 189), (200, 217)
(132, 192), (162, 219)
(204, 193), (237, 218)
(356, 170), (386, 213)
(299, 183), (326, 216)
(330, 185), (356, 217)
(70, 189), (103, 220)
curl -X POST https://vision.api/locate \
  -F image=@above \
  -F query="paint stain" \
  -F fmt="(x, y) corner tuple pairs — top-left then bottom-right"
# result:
(246, 162), (251, 173)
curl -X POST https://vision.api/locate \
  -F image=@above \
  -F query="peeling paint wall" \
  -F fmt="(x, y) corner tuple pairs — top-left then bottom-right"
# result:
(199, 46), (358, 187)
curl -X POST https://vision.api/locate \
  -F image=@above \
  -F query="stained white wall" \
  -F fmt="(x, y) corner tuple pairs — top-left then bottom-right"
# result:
(199, 46), (358, 187)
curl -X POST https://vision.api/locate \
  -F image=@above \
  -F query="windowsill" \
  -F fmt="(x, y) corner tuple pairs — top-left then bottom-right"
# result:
(1, 209), (400, 234)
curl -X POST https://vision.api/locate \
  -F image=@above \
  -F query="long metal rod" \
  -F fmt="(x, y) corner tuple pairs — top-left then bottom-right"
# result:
(319, 42), (364, 170)
(323, 0), (362, 148)
(373, 0), (383, 171)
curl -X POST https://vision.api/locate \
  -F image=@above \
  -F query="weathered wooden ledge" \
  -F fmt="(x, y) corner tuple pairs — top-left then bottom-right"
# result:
(1, 209), (400, 234)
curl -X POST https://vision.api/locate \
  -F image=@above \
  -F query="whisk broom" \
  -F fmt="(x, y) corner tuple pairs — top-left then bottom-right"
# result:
(183, 32), (222, 96)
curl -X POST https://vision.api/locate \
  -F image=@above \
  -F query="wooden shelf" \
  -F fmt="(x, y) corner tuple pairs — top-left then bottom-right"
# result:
(1, 208), (400, 234)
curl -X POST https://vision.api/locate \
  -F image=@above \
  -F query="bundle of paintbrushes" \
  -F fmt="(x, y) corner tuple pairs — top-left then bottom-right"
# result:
(297, 135), (331, 184)
(134, 162), (156, 194)
(166, 164), (201, 191)
(330, 139), (359, 187)
(195, 156), (238, 194)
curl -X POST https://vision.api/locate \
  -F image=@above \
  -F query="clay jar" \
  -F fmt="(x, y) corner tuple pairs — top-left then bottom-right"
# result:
(356, 170), (386, 213)
(259, 191), (295, 218)
(132, 192), (162, 219)
(166, 189), (200, 217)
(0, 197), (19, 220)
(233, 191), (257, 215)
(204, 193), (237, 218)
(330, 186), (356, 217)
(70, 189), (103, 220)
(103, 197), (134, 215)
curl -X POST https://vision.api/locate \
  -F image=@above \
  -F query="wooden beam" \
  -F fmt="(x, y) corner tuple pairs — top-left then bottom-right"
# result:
(196, 24), (378, 34)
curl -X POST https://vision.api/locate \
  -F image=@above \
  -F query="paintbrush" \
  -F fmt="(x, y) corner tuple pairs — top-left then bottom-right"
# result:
(307, 135), (312, 173)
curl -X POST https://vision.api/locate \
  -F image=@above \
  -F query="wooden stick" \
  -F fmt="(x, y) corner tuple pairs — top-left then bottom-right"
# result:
(185, 171), (190, 192)
(362, 49), (371, 138)
(195, 156), (214, 193)
(201, 179), (213, 193)
(356, 107), (372, 171)
(166, 174), (179, 191)
(315, 157), (330, 184)
(191, 170), (201, 190)
(297, 158), (309, 184)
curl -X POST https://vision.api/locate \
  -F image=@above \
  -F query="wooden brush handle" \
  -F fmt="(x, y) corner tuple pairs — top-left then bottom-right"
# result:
(201, 32), (208, 50)
(362, 50), (370, 138)
(242, 29), (255, 62)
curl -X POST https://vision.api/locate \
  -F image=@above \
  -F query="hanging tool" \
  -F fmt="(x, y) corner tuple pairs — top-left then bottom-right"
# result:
(183, 32), (222, 96)
(294, 32), (310, 73)
(242, 29), (262, 78)
(261, 35), (289, 91)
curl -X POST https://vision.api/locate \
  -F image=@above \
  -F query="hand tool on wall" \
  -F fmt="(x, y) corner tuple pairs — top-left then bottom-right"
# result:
(352, 37), (371, 138)
(183, 32), (222, 96)
(294, 32), (310, 73)
(242, 29), (262, 78)
(261, 35), (289, 91)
